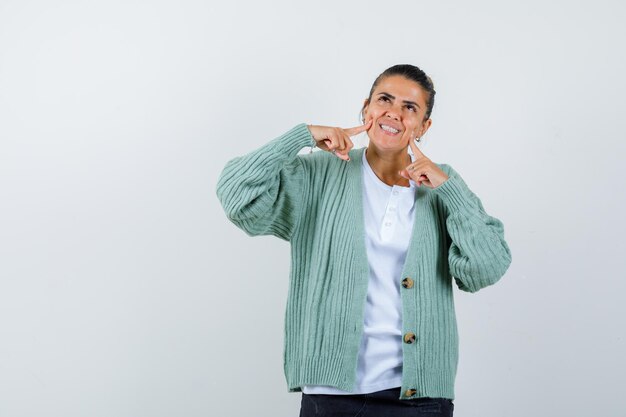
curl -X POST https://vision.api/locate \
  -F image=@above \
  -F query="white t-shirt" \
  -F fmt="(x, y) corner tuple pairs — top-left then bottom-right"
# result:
(302, 148), (417, 395)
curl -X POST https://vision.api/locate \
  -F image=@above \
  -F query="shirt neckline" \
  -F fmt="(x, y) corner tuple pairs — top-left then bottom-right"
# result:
(362, 148), (416, 192)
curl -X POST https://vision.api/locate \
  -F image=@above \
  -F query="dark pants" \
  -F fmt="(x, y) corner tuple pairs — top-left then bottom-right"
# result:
(299, 386), (454, 417)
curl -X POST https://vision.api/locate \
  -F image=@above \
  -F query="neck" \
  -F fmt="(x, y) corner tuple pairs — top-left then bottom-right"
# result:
(365, 146), (412, 187)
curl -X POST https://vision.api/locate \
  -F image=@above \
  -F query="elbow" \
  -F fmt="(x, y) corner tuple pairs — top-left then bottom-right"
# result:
(454, 272), (504, 294)
(215, 171), (248, 221)
(452, 248), (512, 293)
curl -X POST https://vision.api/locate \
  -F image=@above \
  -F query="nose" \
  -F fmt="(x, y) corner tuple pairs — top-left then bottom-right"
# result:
(385, 111), (400, 121)
(384, 105), (402, 120)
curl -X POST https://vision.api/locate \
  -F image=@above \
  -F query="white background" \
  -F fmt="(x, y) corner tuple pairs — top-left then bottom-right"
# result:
(1, 1), (625, 416)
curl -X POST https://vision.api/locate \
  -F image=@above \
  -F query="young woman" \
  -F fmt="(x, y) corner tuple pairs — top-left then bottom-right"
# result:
(216, 64), (512, 417)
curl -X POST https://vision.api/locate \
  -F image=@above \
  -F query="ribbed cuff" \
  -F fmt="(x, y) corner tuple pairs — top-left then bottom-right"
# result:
(431, 174), (477, 213)
(273, 123), (316, 157)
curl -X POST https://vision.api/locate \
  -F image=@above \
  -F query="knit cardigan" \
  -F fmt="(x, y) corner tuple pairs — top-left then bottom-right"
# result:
(215, 123), (512, 400)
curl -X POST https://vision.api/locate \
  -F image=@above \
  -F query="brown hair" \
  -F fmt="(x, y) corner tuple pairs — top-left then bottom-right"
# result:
(361, 64), (436, 121)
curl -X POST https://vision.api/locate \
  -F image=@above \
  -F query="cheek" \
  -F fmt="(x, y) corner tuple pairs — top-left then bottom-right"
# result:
(365, 107), (384, 119)
(404, 120), (421, 135)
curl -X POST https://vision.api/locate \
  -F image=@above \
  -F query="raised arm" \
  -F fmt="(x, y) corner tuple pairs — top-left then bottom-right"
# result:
(215, 123), (313, 241)
(432, 164), (512, 293)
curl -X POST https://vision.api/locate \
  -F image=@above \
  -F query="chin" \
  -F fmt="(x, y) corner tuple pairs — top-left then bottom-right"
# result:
(368, 134), (407, 151)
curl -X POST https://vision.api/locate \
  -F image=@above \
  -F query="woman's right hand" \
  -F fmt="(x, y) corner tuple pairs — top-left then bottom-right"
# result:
(306, 119), (372, 161)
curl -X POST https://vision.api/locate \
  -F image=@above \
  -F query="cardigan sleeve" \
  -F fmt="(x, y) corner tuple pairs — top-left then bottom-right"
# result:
(432, 163), (512, 293)
(215, 123), (314, 241)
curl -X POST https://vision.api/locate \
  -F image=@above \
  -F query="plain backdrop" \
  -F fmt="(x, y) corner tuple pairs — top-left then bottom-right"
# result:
(1, 0), (625, 416)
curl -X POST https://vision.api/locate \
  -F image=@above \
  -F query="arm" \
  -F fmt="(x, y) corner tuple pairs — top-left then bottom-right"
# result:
(215, 123), (313, 241)
(432, 164), (512, 293)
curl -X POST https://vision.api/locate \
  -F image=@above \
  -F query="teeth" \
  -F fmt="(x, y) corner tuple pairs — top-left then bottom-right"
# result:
(380, 124), (399, 134)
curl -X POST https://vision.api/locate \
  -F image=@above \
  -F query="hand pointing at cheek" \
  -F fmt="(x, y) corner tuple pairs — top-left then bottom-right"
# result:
(307, 120), (372, 161)
(398, 134), (449, 188)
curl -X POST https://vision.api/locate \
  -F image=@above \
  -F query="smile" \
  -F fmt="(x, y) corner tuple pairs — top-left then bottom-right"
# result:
(379, 123), (400, 135)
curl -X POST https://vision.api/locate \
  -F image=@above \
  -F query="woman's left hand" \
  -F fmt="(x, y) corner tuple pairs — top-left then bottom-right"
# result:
(398, 136), (449, 188)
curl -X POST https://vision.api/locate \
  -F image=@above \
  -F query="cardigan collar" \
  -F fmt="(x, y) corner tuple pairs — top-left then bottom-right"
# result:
(347, 146), (431, 279)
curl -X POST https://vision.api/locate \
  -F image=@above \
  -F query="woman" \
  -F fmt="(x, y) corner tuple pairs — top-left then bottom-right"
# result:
(216, 64), (512, 416)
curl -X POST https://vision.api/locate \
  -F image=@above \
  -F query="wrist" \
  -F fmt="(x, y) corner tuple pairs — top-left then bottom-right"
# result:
(306, 125), (316, 153)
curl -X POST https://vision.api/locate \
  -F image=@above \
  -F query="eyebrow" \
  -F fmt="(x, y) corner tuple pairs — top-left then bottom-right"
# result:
(377, 92), (421, 109)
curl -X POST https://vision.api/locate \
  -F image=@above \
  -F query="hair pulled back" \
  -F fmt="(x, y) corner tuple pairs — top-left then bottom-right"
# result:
(362, 64), (436, 121)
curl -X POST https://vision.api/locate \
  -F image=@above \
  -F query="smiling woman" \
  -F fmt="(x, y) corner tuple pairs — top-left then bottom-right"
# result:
(359, 71), (435, 188)
(216, 64), (512, 417)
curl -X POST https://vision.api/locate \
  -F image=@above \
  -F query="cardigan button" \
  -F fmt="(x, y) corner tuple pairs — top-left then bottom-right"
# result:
(404, 332), (416, 344)
(405, 388), (417, 397)
(401, 277), (414, 289)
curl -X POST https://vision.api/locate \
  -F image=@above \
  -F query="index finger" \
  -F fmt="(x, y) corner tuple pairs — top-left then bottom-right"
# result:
(409, 132), (425, 159)
(343, 119), (373, 137)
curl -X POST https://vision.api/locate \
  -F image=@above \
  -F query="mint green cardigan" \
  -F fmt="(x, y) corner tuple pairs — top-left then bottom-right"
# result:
(216, 123), (512, 400)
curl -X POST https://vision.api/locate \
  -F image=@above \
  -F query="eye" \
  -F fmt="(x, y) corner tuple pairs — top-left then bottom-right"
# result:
(378, 96), (390, 102)
(407, 105), (417, 112)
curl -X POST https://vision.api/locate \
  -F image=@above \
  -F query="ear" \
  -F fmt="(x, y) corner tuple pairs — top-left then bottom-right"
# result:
(361, 99), (369, 120)
(418, 118), (432, 137)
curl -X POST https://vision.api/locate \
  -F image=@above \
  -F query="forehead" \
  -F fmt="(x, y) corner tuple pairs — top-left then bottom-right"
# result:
(373, 75), (428, 105)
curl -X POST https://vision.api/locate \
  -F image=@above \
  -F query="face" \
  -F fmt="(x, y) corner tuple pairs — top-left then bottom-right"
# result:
(361, 75), (432, 152)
